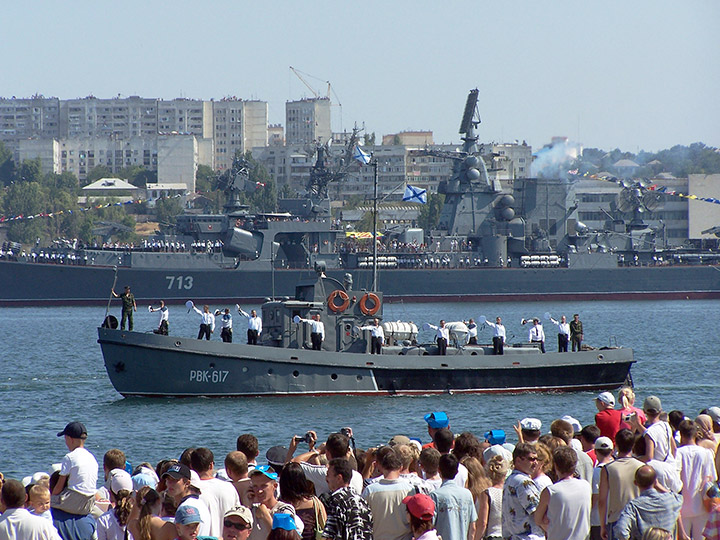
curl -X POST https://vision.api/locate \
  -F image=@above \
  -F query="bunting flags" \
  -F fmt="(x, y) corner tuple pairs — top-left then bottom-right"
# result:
(0, 196), (175, 223)
(568, 171), (720, 206)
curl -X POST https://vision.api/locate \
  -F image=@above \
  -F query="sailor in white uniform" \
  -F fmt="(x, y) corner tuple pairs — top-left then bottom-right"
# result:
(192, 304), (215, 340)
(485, 316), (506, 355)
(237, 305), (262, 345)
(526, 318), (546, 353)
(426, 320), (449, 355)
(149, 300), (169, 335)
(359, 318), (385, 354)
(297, 313), (325, 350)
(549, 315), (570, 352)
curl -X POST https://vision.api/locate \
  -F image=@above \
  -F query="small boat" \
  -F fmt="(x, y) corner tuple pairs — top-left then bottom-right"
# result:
(97, 265), (635, 398)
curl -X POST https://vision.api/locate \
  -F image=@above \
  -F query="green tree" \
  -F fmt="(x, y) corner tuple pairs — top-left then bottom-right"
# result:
(196, 164), (216, 192)
(417, 193), (445, 231)
(0, 141), (13, 185)
(16, 159), (42, 184)
(155, 197), (184, 229)
(363, 132), (376, 146)
(3, 181), (47, 242)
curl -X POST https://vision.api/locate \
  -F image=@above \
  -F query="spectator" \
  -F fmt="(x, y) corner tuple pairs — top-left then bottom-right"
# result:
(429, 454), (477, 540)
(613, 466), (682, 540)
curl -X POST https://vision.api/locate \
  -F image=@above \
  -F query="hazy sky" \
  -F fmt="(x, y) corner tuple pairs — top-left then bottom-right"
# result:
(3, 1), (718, 152)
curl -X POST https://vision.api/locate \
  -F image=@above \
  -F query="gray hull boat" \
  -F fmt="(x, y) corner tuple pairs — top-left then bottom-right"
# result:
(98, 267), (635, 398)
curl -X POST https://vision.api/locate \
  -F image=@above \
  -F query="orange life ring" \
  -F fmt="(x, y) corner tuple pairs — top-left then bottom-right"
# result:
(327, 290), (350, 313)
(359, 293), (381, 316)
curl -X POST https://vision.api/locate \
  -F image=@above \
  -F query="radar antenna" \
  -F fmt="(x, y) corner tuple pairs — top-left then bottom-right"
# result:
(459, 89), (480, 135)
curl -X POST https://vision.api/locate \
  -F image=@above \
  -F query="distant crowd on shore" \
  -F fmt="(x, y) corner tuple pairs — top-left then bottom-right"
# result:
(2, 388), (720, 540)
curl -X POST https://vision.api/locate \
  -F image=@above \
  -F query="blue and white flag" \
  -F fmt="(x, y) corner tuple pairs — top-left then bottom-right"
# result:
(353, 145), (371, 165)
(403, 184), (427, 204)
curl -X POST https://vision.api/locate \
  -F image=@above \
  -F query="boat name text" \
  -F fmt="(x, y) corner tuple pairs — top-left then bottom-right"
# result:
(166, 275), (194, 290)
(189, 369), (229, 383)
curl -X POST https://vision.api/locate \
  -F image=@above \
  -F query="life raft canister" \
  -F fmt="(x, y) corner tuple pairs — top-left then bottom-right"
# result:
(359, 292), (381, 316)
(327, 290), (350, 313)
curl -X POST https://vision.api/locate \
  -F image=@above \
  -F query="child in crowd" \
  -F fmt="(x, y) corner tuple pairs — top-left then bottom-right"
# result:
(51, 421), (99, 516)
(27, 484), (53, 520)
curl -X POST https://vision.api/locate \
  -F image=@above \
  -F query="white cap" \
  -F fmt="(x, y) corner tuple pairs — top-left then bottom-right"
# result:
(483, 444), (513, 465)
(108, 468), (134, 494)
(597, 392), (615, 407)
(520, 418), (542, 431)
(561, 415), (582, 433)
(595, 436), (614, 450)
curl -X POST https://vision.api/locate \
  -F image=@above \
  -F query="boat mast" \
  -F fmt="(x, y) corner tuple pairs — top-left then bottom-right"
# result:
(372, 157), (378, 292)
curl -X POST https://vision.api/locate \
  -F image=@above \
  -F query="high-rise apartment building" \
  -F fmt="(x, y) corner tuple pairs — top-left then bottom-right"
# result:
(285, 97), (331, 145)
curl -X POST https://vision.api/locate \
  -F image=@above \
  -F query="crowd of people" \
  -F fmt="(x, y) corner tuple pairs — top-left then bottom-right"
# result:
(2, 389), (720, 540)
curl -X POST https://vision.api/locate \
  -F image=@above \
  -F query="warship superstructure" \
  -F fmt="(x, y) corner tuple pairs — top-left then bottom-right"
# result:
(2, 90), (720, 306)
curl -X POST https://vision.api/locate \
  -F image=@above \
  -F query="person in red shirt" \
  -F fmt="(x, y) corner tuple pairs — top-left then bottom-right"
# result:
(594, 392), (624, 442)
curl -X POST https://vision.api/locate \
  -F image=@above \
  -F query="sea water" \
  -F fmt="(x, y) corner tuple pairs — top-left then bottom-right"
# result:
(0, 298), (717, 479)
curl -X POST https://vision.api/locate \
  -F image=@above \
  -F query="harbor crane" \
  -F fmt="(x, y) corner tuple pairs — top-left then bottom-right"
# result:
(289, 66), (343, 131)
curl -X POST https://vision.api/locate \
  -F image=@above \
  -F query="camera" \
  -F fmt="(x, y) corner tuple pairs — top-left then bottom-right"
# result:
(294, 431), (314, 444)
(340, 427), (352, 437)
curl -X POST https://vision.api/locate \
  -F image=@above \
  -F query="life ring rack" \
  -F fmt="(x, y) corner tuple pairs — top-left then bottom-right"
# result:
(327, 290), (350, 313)
(359, 292), (381, 316)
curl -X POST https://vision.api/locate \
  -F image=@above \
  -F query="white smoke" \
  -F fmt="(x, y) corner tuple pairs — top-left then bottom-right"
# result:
(531, 138), (582, 178)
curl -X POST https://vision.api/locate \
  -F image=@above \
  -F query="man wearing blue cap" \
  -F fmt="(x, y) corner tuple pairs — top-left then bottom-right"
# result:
(248, 466), (302, 540)
(423, 412), (449, 450)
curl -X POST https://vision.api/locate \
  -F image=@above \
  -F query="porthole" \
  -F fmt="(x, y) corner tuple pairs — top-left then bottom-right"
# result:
(242, 367), (248, 373)
(331, 373), (338, 380)
(597, 354), (604, 361)
(267, 368), (274, 375)
(293, 370), (300, 377)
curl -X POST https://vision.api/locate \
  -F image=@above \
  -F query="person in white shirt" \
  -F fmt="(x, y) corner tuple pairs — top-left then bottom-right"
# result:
(51, 422), (98, 516)
(426, 320), (449, 355)
(525, 318), (546, 353)
(149, 300), (169, 335)
(0, 479), (61, 540)
(535, 446), (591, 540)
(675, 420), (717, 540)
(190, 448), (240, 538)
(549, 315), (571, 352)
(192, 304), (215, 340)
(466, 318), (478, 345)
(358, 318), (384, 354)
(297, 314), (324, 351)
(484, 316), (506, 355)
(238, 306), (262, 345)
(215, 308), (233, 342)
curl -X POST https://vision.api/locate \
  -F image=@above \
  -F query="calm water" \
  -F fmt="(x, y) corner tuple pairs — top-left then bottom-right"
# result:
(1, 298), (717, 480)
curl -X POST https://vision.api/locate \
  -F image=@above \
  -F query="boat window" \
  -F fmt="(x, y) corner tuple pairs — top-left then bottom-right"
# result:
(292, 370), (299, 377)
(356, 375), (363, 381)
(331, 374), (338, 380)
(267, 368), (274, 375)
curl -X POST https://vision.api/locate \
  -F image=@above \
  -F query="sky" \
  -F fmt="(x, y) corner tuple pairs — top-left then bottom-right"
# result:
(2, 1), (719, 153)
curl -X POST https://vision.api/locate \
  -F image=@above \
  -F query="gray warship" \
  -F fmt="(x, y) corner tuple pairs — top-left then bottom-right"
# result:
(97, 264), (634, 398)
(2, 90), (720, 306)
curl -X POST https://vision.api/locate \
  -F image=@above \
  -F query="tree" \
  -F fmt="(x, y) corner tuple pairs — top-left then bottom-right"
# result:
(417, 193), (445, 231)
(0, 141), (13, 185)
(155, 197), (184, 229)
(3, 181), (47, 242)
(16, 159), (42, 184)
(363, 132), (376, 146)
(196, 164), (216, 192)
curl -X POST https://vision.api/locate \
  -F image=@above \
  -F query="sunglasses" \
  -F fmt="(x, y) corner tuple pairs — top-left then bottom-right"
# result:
(224, 520), (251, 531)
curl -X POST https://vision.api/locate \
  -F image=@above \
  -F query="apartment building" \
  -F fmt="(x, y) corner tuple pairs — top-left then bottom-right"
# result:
(285, 97), (331, 145)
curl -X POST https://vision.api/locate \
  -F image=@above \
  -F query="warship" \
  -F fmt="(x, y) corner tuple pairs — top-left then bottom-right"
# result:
(97, 264), (635, 397)
(2, 90), (720, 306)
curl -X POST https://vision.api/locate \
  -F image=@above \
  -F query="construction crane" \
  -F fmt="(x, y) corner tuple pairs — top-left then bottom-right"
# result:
(289, 66), (343, 131)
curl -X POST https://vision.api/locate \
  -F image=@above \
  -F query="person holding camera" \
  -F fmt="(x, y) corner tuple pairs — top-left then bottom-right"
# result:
(286, 430), (363, 496)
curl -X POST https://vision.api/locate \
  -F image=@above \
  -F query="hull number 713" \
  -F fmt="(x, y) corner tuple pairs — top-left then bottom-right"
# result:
(166, 276), (194, 290)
